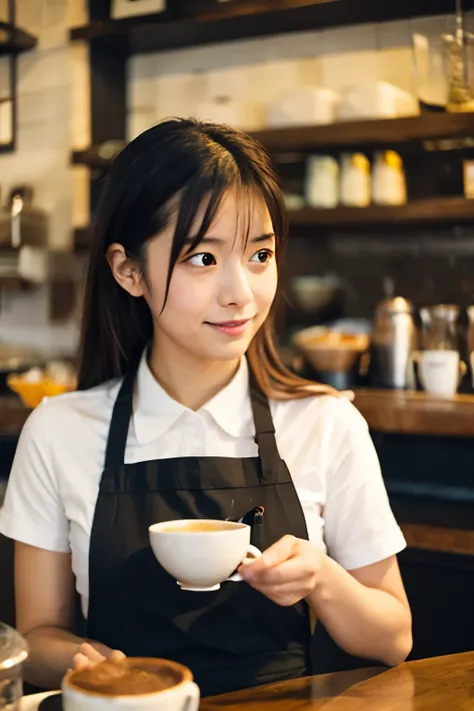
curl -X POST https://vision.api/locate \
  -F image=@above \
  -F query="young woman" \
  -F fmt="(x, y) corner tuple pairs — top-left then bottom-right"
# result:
(0, 119), (411, 695)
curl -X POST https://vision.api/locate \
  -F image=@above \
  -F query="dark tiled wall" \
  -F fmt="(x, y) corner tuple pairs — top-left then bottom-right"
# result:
(286, 226), (474, 322)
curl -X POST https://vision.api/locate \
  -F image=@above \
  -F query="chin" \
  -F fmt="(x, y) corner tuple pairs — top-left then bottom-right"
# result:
(197, 339), (252, 363)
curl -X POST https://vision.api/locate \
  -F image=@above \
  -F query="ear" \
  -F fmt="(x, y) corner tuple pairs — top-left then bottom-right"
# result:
(106, 243), (145, 298)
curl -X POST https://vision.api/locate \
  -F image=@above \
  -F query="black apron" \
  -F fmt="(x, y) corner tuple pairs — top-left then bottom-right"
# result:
(86, 361), (312, 697)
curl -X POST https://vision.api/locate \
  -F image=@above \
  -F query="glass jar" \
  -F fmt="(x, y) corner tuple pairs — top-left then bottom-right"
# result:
(443, 32), (474, 112)
(419, 305), (460, 351)
(0, 623), (28, 711)
(412, 20), (474, 112)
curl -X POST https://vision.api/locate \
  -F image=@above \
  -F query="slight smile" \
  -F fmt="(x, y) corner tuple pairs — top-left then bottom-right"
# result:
(205, 319), (254, 336)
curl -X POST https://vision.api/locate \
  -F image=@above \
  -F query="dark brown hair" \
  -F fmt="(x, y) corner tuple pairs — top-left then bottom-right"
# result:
(78, 118), (334, 399)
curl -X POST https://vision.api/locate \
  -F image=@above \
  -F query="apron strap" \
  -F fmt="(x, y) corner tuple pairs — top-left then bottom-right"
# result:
(104, 357), (282, 484)
(104, 367), (136, 468)
(248, 368), (281, 485)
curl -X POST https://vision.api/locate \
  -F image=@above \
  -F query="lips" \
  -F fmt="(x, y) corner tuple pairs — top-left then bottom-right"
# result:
(207, 320), (250, 328)
(205, 318), (254, 336)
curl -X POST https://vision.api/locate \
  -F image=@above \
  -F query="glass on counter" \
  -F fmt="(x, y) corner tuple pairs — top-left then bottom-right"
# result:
(0, 622), (28, 711)
(420, 304), (460, 351)
(415, 305), (464, 399)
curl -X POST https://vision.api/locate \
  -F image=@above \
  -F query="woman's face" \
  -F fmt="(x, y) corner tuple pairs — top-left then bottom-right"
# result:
(142, 190), (278, 364)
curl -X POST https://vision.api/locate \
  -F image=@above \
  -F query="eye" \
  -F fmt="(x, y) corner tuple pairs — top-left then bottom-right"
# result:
(250, 249), (274, 264)
(187, 252), (216, 267)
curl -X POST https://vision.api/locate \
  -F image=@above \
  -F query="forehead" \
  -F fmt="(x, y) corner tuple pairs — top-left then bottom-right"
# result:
(192, 189), (273, 237)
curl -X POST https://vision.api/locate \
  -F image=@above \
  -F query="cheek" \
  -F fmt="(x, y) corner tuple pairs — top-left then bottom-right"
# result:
(157, 270), (209, 319)
(254, 264), (278, 309)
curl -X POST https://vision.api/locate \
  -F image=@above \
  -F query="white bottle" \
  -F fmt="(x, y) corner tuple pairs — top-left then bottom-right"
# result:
(305, 155), (339, 209)
(372, 151), (407, 206)
(339, 153), (371, 207)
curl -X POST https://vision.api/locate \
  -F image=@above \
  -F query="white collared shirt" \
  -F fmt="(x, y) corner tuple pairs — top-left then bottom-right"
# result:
(0, 355), (405, 617)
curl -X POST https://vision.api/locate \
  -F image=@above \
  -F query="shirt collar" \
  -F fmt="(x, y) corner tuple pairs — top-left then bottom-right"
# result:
(132, 352), (254, 444)
(200, 357), (253, 438)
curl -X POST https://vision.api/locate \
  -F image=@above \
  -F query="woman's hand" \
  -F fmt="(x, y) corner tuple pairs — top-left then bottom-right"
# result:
(73, 642), (126, 670)
(239, 535), (325, 607)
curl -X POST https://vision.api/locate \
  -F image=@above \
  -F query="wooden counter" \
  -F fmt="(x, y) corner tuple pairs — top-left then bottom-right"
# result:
(21, 652), (474, 711)
(201, 651), (474, 710)
(3, 388), (474, 438)
(400, 522), (474, 556)
(353, 388), (474, 437)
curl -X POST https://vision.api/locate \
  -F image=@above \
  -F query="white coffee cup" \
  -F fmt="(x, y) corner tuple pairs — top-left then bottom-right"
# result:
(149, 519), (261, 592)
(411, 350), (466, 398)
(62, 658), (199, 711)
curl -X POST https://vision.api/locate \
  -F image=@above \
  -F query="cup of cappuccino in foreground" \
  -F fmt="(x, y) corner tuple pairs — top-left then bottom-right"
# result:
(62, 658), (199, 711)
(149, 519), (261, 592)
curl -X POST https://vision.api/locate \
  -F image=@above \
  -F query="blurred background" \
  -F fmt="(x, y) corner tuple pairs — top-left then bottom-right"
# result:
(3, 1), (474, 394)
(0, 0), (474, 668)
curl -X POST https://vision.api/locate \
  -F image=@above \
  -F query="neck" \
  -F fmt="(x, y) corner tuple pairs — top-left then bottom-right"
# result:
(148, 335), (241, 411)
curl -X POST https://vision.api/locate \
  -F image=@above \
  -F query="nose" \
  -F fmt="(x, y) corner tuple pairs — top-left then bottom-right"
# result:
(218, 262), (253, 309)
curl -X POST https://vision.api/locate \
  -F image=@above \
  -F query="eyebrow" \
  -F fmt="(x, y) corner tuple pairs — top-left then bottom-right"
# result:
(184, 232), (276, 247)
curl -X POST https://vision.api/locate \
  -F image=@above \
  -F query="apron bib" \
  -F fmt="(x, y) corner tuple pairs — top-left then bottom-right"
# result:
(86, 363), (312, 697)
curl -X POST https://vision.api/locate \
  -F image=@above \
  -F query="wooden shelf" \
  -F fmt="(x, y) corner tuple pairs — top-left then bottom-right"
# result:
(289, 198), (474, 228)
(69, 0), (469, 56)
(72, 113), (474, 172)
(253, 113), (474, 153)
(354, 388), (474, 437)
(74, 198), (474, 249)
(72, 145), (124, 170)
(0, 22), (37, 55)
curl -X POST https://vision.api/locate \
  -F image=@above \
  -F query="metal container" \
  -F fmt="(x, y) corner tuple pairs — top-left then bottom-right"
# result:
(0, 623), (28, 711)
(0, 187), (48, 249)
(371, 297), (418, 389)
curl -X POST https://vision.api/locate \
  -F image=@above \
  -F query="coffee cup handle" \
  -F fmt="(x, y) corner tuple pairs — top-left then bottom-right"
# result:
(181, 681), (200, 711)
(459, 359), (467, 385)
(226, 545), (262, 583)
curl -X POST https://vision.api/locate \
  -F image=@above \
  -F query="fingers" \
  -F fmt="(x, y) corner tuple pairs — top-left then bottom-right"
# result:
(241, 535), (298, 578)
(78, 643), (105, 662)
(72, 653), (93, 671)
(243, 556), (311, 587)
(239, 537), (322, 607)
(72, 643), (126, 670)
(109, 650), (127, 661)
(254, 580), (314, 607)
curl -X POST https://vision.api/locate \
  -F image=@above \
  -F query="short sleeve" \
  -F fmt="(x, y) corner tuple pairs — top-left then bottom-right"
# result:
(0, 402), (70, 552)
(323, 399), (406, 570)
